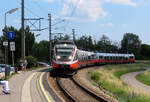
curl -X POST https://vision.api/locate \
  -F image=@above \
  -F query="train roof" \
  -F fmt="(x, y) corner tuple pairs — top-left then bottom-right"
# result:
(97, 53), (134, 57)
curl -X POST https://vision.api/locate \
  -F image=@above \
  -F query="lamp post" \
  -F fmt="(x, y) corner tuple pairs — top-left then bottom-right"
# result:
(4, 8), (18, 64)
(5, 8), (18, 27)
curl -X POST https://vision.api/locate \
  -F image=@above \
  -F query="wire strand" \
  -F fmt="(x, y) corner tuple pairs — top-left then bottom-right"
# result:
(63, 0), (81, 33)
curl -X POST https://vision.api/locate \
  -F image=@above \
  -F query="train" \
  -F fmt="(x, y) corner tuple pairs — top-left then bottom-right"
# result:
(52, 40), (135, 75)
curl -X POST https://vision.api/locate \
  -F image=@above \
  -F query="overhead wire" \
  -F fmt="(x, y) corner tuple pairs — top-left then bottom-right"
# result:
(31, 1), (49, 15)
(24, 6), (41, 18)
(31, 0), (64, 23)
(62, 0), (81, 34)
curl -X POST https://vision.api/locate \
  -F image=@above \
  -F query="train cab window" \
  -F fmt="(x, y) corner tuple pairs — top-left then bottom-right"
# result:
(130, 56), (134, 59)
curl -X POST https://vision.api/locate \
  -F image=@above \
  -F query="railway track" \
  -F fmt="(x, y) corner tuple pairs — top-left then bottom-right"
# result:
(56, 76), (108, 102)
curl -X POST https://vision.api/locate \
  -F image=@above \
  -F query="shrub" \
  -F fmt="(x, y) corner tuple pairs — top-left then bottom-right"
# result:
(26, 56), (38, 68)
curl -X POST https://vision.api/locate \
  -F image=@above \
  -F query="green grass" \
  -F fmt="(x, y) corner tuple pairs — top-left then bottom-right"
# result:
(136, 71), (150, 86)
(91, 62), (150, 102)
(114, 68), (145, 78)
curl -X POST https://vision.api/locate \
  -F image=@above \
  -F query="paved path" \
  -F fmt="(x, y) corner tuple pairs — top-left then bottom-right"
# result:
(0, 71), (33, 102)
(0, 67), (56, 102)
(120, 71), (150, 93)
(21, 72), (37, 102)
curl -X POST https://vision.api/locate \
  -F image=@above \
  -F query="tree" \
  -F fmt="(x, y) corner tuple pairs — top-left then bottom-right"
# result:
(140, 44), (150, 59)
(62, 34), (70, 40)
(121, 33), (141, 59)
(25, 27), (35, 56)
(1, 26), (35, 64)
(87, 36), (94, 50)
(97, 35), (111, 52)
(32, 40), (49, 61)
(75, 35), (94, 51)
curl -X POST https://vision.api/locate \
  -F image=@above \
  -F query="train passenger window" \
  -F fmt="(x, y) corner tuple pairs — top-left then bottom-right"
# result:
(88, 56), (91, 60)
(99, 56), (103, 59)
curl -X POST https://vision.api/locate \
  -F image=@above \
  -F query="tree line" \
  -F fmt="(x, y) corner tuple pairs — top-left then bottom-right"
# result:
(0, 26), (150, 65)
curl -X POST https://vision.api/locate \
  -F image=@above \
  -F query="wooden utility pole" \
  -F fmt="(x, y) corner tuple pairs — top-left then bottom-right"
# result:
(72, 29), (75, 42)
(48, 13), (52, 64)
(21, 0), (25, 61)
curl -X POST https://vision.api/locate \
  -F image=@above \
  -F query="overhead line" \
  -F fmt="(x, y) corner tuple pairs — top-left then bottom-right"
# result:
(24, 6), (41, 18)
(32, 2), (49, 14)
(63, 0), (81, 31)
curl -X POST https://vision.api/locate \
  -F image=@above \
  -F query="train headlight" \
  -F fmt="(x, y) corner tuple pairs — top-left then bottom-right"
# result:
(68, 56), (72, 60)
(57, 56), (61, 59)
(64, 43), (67, 46)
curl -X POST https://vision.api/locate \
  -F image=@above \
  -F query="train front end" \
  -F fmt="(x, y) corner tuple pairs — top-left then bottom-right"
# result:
(52, 40), (78, 74)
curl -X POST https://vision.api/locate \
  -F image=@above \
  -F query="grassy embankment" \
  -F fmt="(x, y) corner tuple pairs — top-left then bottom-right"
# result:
(91, 61), (150, 102)
(136, 70), (150, 86)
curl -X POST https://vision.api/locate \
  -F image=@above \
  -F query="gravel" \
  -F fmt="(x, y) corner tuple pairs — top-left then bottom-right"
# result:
(59, 77), (99, 102)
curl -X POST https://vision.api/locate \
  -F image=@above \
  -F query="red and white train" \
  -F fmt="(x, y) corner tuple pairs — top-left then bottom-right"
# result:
(52, 40), (135, 74)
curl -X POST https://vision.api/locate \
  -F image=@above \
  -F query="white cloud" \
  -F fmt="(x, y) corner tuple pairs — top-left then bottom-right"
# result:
(104, 0), (137, 6)
(61, 4), (70, 15)
(61, 0), (137, 21)
(39, 0), (138, 21)
(100, 22), (113, 27)
(44, 0), (54, 3)
(62, 0), (107, 21)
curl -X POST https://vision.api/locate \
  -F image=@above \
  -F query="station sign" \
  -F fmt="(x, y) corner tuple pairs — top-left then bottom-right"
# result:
(7, 31), (15, 39)
(3, 41), (8, 46)
(10, 42), (15, 51)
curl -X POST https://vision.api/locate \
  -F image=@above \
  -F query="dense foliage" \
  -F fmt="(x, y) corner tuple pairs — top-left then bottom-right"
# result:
(0, 26), (150, 65)
(26, 56), (38, 68)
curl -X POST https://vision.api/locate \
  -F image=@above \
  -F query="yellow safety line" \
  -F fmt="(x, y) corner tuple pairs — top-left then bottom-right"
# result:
(39, 72), (52, 102)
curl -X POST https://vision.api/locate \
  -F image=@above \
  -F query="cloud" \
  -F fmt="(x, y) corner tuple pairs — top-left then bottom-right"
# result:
(44, 0), (54, 3)
(100, 22), (113, 27)
(104, 0), (137, 6)
(62, 0), (107, 21)
(39, 0), (138, 21)
(61, 0), (137, 21)
(60, 4), (70, 15)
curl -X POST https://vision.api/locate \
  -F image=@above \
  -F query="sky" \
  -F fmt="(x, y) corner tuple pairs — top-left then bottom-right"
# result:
(0, 0), (150, 44)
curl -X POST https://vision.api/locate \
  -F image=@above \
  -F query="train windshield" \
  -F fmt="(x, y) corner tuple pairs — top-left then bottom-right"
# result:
(55, 44), (75, 61)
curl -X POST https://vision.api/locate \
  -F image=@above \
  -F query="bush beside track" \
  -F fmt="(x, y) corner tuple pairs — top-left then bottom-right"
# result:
(136, 70), (150, 86)
(91, 62), (150, 102)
